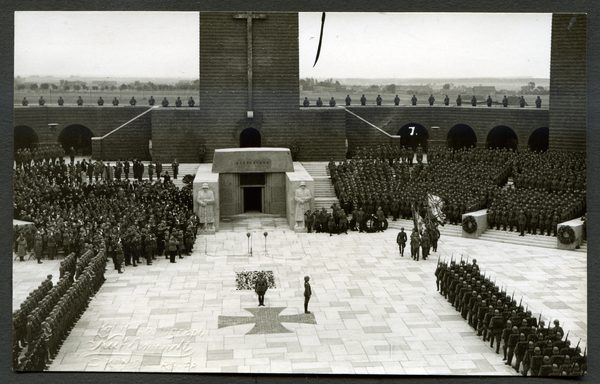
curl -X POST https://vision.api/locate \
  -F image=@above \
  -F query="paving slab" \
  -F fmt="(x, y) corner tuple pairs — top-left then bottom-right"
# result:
(13, 214), (586, 375)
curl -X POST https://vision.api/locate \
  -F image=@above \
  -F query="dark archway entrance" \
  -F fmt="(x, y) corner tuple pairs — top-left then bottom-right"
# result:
(240, 128), (261, 148)
(58, 124), (94, 155)
(243, 187), (263, 212)
(447, 124), (477, 150)
(486, 126), (518, 150)
(14, 126), (39, 151)
(528, 127), (549, 151)
(397, 123), (429, 152)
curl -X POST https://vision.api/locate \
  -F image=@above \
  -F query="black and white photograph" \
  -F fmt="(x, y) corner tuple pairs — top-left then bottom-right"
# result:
(10, 9), (589, 377)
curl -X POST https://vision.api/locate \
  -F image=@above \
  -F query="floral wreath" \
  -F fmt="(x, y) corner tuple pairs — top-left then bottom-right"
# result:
(462, 216), (477, 234)
(557, 225), (576, 245)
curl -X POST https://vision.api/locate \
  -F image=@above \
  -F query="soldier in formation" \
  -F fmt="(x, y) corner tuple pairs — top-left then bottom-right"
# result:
(436, 258), (586, 376)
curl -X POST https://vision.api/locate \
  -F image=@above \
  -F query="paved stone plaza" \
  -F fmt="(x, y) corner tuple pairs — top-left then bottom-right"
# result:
(13, 214), (587, 375)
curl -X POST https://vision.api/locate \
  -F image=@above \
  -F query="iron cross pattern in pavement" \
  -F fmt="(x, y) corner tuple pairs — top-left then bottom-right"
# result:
(218, 307), (317, 335)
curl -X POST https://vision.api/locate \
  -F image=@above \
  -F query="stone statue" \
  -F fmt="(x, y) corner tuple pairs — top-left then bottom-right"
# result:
(197, 183), (215, 229)
(294, 182), (312, 229)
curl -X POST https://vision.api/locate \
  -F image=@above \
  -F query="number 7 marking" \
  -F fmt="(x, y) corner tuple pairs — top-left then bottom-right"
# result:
(409, 126), (415, 136)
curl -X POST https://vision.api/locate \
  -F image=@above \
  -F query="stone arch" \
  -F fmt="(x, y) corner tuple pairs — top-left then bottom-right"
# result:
(58, 124), (94, 155)
(486, 125), (518, 150)
(240, 127), (261, 148)
(528, 127), (549, 151)
(14, 125), (39, 151)
(447, 124), (477, 150)
(397, 123), (429, 152)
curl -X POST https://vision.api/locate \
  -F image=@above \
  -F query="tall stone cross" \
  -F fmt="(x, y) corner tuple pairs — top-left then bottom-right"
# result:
(234, 13), (266, 115)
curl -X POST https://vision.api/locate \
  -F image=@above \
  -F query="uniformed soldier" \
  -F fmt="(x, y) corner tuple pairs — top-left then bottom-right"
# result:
(188, 96), (195, 107)
(162, 97), (169, 107)
(303, 97), (309, 107)
(376, 94), (382, 105)
(394, 95), (400, 105)
(149, 95), (155, 105)
(502, 95), (508, 107)
(316, 97), (323, 107)
(97, 96), (104, 106)
(130, 96), (136, 106)
(428, 94), (435, 106)
(329, 97), (336, 107)
(360, 94), (366, 105)
(490, 309), (506, 353)
(411, 94), (417, 106)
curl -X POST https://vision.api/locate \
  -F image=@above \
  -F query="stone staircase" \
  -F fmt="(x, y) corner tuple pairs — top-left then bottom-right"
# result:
(301, 162), (340, 210)
(386, 217), (586, 252)
(478, 227), (587, 252)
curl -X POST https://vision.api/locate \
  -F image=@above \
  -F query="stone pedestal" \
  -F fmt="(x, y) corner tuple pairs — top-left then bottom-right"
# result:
(461, 209), (488, 239)
(557, 218), (585, 250)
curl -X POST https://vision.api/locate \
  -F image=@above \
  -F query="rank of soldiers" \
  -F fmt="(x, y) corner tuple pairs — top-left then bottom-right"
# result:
(435, 258), (586, 376)
(13, 249), (108, 371)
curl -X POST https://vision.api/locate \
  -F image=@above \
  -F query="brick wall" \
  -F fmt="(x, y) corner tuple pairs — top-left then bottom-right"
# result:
(549, 14), (587, 152)
(344, 106), (549, 152)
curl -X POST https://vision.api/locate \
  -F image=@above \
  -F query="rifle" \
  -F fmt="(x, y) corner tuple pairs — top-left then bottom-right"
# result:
(511, 290), (515, 303)
(548, 319), (552, 330)
(460, 254), (463, 264)
(538, 312), (541, 327)
(437, 254), (440, 265)
(518, 296), (523, 311)
(565, 331), (569, 342)
(575, 339), (580, 352)
(525, 304), (528, 313)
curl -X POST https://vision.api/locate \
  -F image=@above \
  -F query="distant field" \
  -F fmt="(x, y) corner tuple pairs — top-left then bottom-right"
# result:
(300, 90), (550, 108)
(15, 90), (200, 106)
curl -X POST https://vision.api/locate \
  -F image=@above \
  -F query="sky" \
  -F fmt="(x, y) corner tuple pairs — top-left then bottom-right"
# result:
(14, 12), (552, 80)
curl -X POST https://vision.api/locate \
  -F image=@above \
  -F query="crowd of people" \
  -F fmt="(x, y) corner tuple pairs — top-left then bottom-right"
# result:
(13, 249), (107, 371)
(304, 202), (391, 235)
(435, 259), (586, 376)
(13, 152), (197, 269)
(328, 146), (586, 235)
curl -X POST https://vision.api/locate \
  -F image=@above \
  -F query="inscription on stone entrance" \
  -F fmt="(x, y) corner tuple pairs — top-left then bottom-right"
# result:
(212, 148), (294, 173)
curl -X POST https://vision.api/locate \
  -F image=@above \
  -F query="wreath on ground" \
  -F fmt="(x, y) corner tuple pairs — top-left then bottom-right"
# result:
(236, 270), (276, 290)
(462, 216), (477, 234)
(557, 225), (576, 245)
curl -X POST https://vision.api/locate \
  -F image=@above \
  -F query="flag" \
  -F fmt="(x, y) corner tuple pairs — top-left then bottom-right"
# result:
(427, 194), (446, 225)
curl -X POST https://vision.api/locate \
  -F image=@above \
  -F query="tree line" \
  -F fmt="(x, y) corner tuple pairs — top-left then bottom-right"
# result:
(14, 79), (200, 92)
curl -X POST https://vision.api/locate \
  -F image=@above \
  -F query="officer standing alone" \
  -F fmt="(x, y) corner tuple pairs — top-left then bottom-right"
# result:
(304, 276), (312, 314)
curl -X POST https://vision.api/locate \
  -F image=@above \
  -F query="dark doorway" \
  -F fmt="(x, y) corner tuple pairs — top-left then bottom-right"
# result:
(14, 126), (39, 151)
(58, 124), (94, 155)
(447, 124), (477, 150)
(240, 128), (261, 148)
(398, 123), (429, 152)
(528, 127), (549, 151)
(486, 126), (518, 150)
(243, 187), (262, 212)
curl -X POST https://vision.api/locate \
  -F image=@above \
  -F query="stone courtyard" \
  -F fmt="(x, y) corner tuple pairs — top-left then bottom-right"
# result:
(13, 214), (587, 375)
